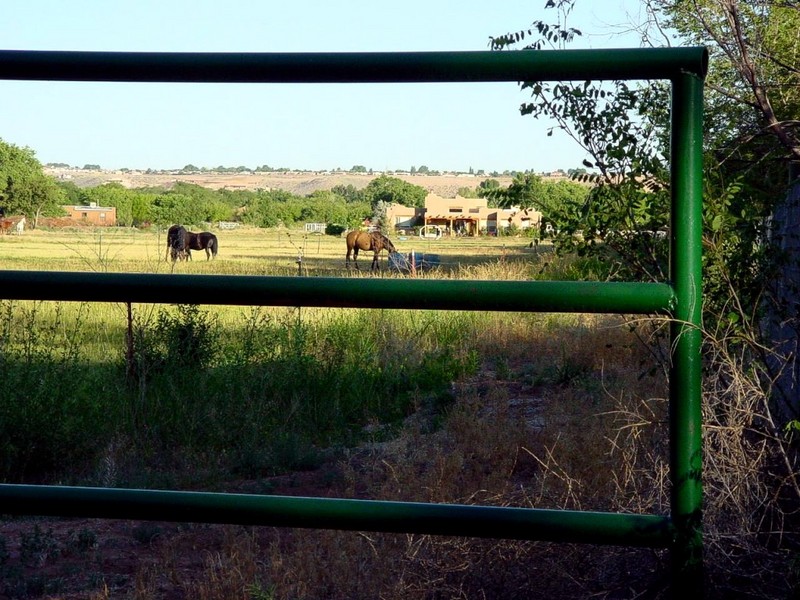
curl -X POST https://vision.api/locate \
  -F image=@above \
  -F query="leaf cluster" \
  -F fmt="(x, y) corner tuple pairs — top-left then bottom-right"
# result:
(490, 1), (785, 311)
(489, 0), (581, 51)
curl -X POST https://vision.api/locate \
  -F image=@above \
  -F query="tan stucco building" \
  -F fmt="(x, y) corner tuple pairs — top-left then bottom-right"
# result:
(385, 193), (541, 237)
(62, 203), (117, 226)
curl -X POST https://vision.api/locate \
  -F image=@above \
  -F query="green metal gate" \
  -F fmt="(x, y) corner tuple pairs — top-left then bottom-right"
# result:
(0, 47), (707, 592)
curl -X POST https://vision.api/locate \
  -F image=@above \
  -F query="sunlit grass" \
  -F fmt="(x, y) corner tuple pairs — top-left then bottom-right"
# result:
(0, 226), (680, 598)
(0, 225), (610, 486)
(0, 225), (552, 275)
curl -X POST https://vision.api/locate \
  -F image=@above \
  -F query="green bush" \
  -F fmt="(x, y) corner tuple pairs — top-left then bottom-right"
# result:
(325, 223), (346, 236)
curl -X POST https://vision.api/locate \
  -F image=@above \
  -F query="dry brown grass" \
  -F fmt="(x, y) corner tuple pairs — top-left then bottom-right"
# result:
(43, 168), (517, 198)
(117, 316), (675, 599)
(135, 314), (796, 599)
(8, 311), (788, 598)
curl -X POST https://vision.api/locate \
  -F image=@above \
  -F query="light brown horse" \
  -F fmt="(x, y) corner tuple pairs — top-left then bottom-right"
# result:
(345, 230), (397, 271)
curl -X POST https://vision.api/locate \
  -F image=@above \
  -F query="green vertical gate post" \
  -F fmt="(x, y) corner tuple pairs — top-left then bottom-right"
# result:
(670, 72), (705, 591)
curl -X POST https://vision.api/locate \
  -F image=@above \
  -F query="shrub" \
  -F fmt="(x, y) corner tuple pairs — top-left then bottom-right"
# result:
(325, 223), (346, 236)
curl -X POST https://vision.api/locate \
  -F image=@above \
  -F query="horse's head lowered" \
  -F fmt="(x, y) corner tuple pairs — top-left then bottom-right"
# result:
(374, 232), (396, 254)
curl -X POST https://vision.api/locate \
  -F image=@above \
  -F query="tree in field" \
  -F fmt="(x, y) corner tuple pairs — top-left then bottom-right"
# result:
(56, 180), (83, 205)
(657, 0), (800, 163)
(477, 178), (500, 196)
(492, 0), (799, 297)
(0, 138), (65, 225)
(331, 184), (364, 203)
(651, 1), (800, 426)
(362, 175), (427, 209)
(456, 186), (479, 198)
(482, 173), (545, 209)
(79, 183), (139, 227)
(482, 172), (589, 239)
(303, 190), (353, 225)
(150, 193), (204, 226)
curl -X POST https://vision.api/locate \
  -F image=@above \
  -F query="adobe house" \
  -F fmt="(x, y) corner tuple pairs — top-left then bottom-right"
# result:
(62, 202), (117, 226)
(384, 193), (541, 237)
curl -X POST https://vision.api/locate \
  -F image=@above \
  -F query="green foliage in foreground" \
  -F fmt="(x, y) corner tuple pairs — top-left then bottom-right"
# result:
(0, 301), (479, 485)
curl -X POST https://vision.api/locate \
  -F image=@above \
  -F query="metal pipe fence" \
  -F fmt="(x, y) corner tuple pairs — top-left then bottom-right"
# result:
(0, 46), (707, 592)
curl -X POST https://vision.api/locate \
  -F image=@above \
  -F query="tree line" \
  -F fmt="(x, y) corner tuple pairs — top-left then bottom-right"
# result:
(1, 139), (588, 231)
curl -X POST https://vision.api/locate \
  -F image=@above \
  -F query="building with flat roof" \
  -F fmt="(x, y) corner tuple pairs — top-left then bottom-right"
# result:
(385, 193), (541, 237)
(61, 203), (116, 226)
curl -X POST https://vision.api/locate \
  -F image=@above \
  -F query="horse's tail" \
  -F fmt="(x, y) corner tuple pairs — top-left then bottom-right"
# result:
(210, 235), (218, 257)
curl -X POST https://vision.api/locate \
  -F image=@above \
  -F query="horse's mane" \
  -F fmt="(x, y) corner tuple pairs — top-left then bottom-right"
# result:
(375, 232), (396, 252)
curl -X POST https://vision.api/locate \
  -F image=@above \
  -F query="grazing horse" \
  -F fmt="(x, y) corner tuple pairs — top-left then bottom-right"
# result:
(345, 230), (397, 271)
(184, 231), (218, 260)
(166, 224), (189, 262)
(0, 216), (26, 235)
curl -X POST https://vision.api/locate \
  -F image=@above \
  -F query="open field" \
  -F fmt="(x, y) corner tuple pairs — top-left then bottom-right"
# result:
(1, 223), (781, 598)
(0, 224), (546, 278)
(0, 226), (684, 599)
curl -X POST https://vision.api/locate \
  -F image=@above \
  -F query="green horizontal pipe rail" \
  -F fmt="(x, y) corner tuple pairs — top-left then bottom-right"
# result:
(0, 484), (673, 548)
(0, 270), (675, 314)
(0, 48), (708, 84)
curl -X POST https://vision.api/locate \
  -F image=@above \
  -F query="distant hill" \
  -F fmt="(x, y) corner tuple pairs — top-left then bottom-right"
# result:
(45, 168), (565, 198)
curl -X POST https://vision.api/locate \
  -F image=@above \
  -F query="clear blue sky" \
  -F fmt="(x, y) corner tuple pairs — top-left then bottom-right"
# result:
(0, 1), (647, 173)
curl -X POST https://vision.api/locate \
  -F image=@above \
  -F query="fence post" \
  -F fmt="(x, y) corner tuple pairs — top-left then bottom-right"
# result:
(669, 70), (705, 591)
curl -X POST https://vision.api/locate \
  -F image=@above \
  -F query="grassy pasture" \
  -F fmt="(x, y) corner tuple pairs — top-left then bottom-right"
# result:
(0, 224), (552, 364)
(0, 226), (679, 598)
(0, 225), (545, 277)
(0, 225), (573, 481)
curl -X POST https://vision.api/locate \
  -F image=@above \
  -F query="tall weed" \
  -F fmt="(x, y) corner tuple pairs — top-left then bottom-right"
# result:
(0, 301), (115, 481)
(30, 304), (483, 486)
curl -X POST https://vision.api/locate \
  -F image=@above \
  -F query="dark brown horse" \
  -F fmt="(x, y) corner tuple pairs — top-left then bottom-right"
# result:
(166, 224), (189, 262)
(184, 231), (218, 260)
(345, 230), (396, 271)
